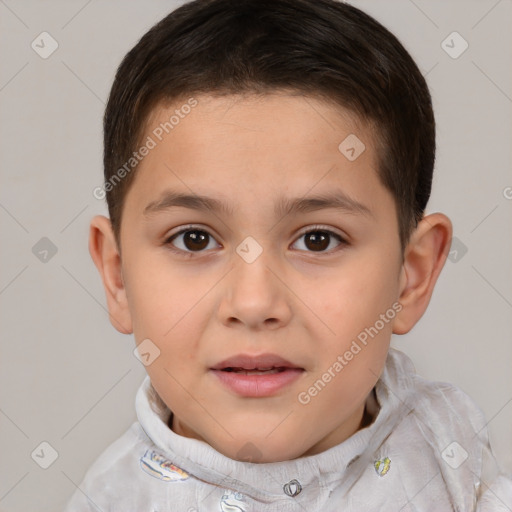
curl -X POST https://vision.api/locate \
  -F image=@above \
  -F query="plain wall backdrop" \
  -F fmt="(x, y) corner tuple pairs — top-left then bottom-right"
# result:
(0, 0), (511, 510)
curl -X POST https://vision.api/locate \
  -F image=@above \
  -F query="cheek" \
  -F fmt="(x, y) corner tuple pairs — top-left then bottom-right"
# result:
(321, 263), (398, 330)
(313, 257), (399, 382)
(307, 275), (394, 420)
(123, 253), (205, 344)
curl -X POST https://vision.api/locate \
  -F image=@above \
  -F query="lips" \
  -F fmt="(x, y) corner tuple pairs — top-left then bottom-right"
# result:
(210, 353), (305, 397)
(211, 353), (303, 372)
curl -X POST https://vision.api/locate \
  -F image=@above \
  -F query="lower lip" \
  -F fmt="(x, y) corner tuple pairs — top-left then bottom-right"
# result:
(210, 368), (304, 397)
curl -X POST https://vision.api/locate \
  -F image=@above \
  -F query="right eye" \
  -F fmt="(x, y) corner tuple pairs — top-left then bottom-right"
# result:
(165, 226), (221, 255)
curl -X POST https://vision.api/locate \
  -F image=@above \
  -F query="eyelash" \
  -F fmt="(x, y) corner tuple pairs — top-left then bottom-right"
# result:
(164, 224), (348, 257)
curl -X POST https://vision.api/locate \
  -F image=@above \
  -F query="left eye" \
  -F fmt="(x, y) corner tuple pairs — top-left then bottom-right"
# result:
(292, 229), (346, 253)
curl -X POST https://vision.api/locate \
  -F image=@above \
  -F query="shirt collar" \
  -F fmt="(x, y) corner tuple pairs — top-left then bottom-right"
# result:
(135, 348), (415, 499)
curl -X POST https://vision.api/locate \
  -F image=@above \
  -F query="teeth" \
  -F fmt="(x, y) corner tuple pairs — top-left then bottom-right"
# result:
(237, 368), (281, 375)
(223, 367), (284, 375)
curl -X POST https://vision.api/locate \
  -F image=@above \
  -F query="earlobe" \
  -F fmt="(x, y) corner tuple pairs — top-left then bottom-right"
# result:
(88, 215), (133, 334)
(393, 213), (452, 335)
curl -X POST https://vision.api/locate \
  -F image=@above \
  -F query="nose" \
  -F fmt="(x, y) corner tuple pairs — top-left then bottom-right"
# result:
(218, 248), (293, 331)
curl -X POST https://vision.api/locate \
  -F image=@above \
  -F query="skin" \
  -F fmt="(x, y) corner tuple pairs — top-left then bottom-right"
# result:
(89, 92), (452, 462)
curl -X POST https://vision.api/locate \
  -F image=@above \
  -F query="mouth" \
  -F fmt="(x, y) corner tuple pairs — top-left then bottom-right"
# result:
(210, 353), (305, 397)
(211, 353), (304, 372)
(221, 367), (290, 375)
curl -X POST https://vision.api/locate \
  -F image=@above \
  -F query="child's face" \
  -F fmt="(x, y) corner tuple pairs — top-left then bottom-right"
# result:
(118, 93), (406, 462)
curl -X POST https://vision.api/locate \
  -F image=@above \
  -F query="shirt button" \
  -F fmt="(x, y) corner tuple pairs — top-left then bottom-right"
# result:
(283, 479), (302, 497)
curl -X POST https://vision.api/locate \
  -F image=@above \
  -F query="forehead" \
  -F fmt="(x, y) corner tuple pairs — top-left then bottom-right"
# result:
(124, 92), (390, 222)
(145, 92), (375, 156)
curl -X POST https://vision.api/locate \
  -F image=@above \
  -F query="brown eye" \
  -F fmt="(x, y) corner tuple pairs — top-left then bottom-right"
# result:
(304, 231), (330, 251)
(292, 229), (346, 253)
(182, 230), (209, 250)
(167, 228), (219, 253)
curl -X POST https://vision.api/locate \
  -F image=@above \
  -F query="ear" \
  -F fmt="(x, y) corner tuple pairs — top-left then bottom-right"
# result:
(393, 213), (452, 335)
(88, 215), (133, 334)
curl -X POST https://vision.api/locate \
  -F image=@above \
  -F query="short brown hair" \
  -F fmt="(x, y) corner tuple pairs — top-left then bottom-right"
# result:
(103, 0), (435, 252)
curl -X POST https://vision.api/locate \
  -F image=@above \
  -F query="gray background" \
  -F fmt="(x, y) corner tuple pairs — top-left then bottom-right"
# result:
(0, 0), (511, 510)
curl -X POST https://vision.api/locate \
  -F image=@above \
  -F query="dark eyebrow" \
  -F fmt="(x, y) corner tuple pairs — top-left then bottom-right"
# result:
(144, 191), (233, 217)
(274, 192), (373, 219)
(143, 190), (373, 219)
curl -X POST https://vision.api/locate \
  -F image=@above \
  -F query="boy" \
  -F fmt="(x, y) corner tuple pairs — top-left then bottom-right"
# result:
(65, 0), (512, 510)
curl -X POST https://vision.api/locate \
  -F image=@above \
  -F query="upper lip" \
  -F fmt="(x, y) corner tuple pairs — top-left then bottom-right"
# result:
(211, 353), (303, 371)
